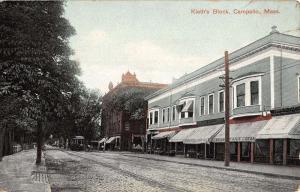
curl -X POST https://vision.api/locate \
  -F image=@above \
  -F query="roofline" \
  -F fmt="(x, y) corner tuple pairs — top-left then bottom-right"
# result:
(145, 32), (300, 101)
(104, 81), (167, 98)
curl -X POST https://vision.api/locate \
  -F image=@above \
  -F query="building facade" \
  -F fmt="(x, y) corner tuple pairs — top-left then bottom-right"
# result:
(101, 71), (167, 151)
(146, 26), (300, 165)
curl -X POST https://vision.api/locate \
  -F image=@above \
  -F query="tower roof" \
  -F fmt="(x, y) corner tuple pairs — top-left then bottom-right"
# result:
(122, 71), (139, 84)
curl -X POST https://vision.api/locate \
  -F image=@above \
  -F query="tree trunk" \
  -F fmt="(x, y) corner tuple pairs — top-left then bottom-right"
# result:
(64, 137), (67, 149)
(36, 122), (43, 165)
(0, 123), (5, 161)
(8, 128), (12, 155)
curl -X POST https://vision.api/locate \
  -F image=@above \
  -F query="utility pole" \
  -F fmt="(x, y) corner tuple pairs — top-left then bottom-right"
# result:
(224, 51), (230, 167)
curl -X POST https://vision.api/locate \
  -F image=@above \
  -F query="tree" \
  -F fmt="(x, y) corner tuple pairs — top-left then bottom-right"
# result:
(103, 87), (152, 120)
(0, 2), (79, 163)
(74, 88), (102, 142)
(50, 83), (102, 146)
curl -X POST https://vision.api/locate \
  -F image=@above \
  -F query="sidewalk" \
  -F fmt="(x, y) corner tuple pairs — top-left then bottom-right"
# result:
(0, 149), (51, 192)
(122, 152), (300, 180)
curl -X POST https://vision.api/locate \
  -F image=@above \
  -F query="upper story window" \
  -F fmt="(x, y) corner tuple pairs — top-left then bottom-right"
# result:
(149, 109), (159, 126)
(250, 81), (259, 105)
(149, 112), (153, 125)
(199, 96), (205, 116)
(154, 111), (158, 124)
(162, 107), (170, 123)
(236, 83), (245, 107)
(208, 94), (214, 114)
(172, 106), (176, 121)
(167, 108), (170, 122)
(162, 108), (166, 123)
(232, 74), (262, 108)
(218, 91), (224, 112)
(178, 98), (195, 119)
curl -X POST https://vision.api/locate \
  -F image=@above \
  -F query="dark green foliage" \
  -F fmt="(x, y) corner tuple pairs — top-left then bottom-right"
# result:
(0, 1), (89, 162)
(103, 87), (153, 120)
(75, 88), (102, 141)
(0, 1), (78, 119)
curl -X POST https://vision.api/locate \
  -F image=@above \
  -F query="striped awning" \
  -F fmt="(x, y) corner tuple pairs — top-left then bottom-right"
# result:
(106, 137), (116, 144)
(213, 120), (268, 143)
(98, 138), (106, 144)
(182, 100), (193, 112)
(73, 136), (84, 140)
(169, 128), (196, 142)
(256, 114), (300, 139)
(152, 131), (176, 140)
(183, 124), (224, 144)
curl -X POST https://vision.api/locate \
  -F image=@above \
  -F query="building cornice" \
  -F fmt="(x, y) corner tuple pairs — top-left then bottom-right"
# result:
(148, 47), (300, 103)
(146, 33), (300, 102)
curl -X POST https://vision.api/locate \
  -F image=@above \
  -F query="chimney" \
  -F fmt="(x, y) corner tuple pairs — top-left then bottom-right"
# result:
(270, 25), (279, 34)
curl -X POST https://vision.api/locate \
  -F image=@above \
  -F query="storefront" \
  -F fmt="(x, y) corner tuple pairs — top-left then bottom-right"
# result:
(183, 124), (223, 159)
(98, 138), (106, 150)
(288, 139), (300, 165)
(169, 128), (196, 156)
(256, 114), (300, 165)
(152, 131), (176, 155)
(146, 115), (300, 166)
(131, 134), (145, 152)
(105, 136), (121, 150)
(213, 120), (268, 163)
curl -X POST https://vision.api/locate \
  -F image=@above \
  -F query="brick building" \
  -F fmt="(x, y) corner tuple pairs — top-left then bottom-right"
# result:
(101, 71), (167, 151)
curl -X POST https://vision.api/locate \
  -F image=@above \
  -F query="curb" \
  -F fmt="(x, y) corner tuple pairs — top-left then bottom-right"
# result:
(123, 154), (300, 180)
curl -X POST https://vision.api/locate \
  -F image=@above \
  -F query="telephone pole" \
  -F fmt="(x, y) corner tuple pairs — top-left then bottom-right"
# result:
(224, 51), (230, 167)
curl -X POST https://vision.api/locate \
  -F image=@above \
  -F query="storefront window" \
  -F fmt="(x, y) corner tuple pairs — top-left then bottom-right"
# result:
(215, 143), (224, 161)
(177, 142), (184, 152)
(274, 139), (283, 164)
(289, 139), (300, 157)
(241, 142), (250, 157)
(230, 143), (237, 154)
(255, 140), (269, 163)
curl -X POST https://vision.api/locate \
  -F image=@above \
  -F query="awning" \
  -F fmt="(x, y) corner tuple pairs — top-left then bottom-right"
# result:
(213, 120), (268, 143)
(256, 114), (300, 139)
(181, 100), (193, 112)
(176, 101), (185, 111)
(184, 124), (224, 144)
(73, 136), (84, 140)
(98, 138), (106, 144)
(169, 128), (196, 142)
(106, 137), (116, 144)
(152, 131), (176, 140)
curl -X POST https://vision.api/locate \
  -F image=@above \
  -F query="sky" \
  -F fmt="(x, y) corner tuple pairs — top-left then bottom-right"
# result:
(64, 0), (300, 94)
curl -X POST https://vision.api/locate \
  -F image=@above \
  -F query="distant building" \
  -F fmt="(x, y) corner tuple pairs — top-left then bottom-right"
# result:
(146, 26), (300, 166)
(101, 71), (167, 151)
